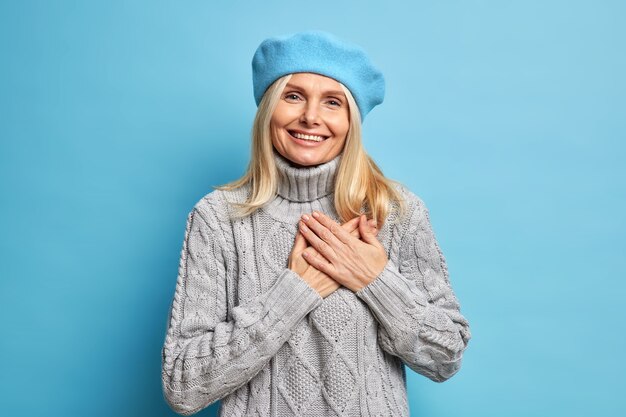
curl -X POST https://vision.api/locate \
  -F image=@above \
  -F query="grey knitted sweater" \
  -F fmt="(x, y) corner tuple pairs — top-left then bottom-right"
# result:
(161, 151), (471, 416)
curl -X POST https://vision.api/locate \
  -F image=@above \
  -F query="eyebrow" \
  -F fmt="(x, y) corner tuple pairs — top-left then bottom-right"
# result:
(285, 83), (346, 98)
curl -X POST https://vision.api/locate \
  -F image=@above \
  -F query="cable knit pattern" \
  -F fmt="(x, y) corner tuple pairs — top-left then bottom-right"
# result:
(161, 150), (471, 416)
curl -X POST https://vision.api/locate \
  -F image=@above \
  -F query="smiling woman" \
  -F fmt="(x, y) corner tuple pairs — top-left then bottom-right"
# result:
(161, 30), (472, 417)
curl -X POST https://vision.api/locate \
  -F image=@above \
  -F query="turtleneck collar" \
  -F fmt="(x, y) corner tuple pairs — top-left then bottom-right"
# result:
(273, 150), (341, 203)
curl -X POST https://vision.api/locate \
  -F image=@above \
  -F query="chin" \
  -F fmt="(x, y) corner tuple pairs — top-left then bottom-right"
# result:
(289, 153), (332, 167)
(288, 158), (321, 167)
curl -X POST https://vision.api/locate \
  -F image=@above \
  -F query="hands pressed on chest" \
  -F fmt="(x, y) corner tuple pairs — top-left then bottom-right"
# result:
(288, 211), (388, 297)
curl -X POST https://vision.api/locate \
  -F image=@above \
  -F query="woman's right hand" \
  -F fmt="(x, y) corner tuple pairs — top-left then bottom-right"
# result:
(289, 216), (378, 298)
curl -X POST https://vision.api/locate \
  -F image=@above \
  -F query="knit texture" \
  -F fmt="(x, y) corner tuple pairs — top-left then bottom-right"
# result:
(161, 151), (472, 416)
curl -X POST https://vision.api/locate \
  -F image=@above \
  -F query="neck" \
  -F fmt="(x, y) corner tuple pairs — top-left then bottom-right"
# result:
(273, 150), (341, 202)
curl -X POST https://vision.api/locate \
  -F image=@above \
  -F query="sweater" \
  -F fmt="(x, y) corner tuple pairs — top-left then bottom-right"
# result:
(161, 150), (472, 416)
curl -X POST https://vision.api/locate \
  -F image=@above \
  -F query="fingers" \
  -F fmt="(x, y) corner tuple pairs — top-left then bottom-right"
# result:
(292, 230), (308, 254)
(341, 216), (361, 234)
(359, 214), (373, 242)
(358, 214), (383, 247)
(302, 246), (335, 276)
(302, 246), (316, 258)
(289, 231), (312, 274)
(367, 218), (379, 236)
(343, 216), (378, 238)
(299, 219), (338, 263)
(307, 211), (355, 245)
(316, 214), (379, 240)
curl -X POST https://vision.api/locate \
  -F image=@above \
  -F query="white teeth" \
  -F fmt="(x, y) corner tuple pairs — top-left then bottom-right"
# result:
(291, 132), (326, 142)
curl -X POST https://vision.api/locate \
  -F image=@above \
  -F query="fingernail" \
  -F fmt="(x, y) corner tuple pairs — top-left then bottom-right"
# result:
(302, 214), (309, 221)
(312, 211), (320, 218)
(300, 221), (308, 232)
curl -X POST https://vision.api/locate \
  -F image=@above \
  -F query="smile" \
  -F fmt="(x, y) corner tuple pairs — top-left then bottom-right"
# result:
(288, 130), (329, 142)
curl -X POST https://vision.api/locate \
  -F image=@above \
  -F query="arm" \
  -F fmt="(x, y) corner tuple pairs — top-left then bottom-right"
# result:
(161, 204), (322, 415)
(355, 196), (472, 382)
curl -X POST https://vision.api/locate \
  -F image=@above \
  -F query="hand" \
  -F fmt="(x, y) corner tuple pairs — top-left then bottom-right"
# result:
(302, 215), (378, 266)
(289, 231), (340, 298)
(289, 216), (379, 298)
(299, 211), (388, 292)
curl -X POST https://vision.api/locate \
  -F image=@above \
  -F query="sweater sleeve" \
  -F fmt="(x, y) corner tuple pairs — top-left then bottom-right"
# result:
(355, 196), (471, 382)
(161, 205), (323, 416)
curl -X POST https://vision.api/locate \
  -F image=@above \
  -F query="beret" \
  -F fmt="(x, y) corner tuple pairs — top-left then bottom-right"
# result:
(251, 30), (385, 121)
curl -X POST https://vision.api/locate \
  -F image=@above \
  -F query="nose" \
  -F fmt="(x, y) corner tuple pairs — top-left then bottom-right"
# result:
(299, 101), (320, 125)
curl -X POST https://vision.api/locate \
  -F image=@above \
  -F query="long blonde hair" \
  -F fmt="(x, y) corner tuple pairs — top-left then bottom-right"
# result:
(217, 73), (406, 228)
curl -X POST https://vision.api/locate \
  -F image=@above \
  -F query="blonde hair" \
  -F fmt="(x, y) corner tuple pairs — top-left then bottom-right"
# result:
(216, 73), (406, 228)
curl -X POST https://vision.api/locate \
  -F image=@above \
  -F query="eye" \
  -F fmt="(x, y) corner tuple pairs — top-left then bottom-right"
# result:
(284, 93), (301, 101)
(327, 99), (342, 107)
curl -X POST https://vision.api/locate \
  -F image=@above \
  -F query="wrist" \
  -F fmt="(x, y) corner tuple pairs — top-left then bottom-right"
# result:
(355, 258), (387, 291)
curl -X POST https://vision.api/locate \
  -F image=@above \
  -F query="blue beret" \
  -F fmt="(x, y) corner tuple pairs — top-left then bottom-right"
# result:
(251, 30), (385, 121)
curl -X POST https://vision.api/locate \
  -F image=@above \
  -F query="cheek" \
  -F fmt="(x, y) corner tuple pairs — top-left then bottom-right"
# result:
(332, 117), (350, 138)
(272, 102), (299, 123)
(332, 111), (350, 133)
(270, 110), (284, 128)
(269, 120), (284, 149)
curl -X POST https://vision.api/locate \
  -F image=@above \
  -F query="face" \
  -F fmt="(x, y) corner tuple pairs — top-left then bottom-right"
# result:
(270, 72), (350, 167)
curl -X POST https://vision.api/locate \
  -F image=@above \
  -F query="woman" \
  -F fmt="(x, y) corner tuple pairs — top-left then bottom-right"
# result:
(161, 30), (471, 416)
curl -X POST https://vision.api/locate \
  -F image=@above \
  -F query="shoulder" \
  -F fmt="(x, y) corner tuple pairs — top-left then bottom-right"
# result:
(387, 183), (445, 262)
(389, 182), (429, 227)
(393, 182), (425, 209)
(183, 185), (251, 254)
(190, 183), (251, 225)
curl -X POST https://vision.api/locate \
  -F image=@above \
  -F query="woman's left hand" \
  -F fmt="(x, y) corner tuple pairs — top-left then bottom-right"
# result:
(299, 211), (388, 292)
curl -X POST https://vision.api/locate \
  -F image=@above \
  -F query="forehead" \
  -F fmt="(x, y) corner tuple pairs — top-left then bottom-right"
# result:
(286, 72), (345, 96)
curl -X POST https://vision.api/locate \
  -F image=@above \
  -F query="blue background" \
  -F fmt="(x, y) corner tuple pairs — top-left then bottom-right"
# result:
(1, 1), (624, 416)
